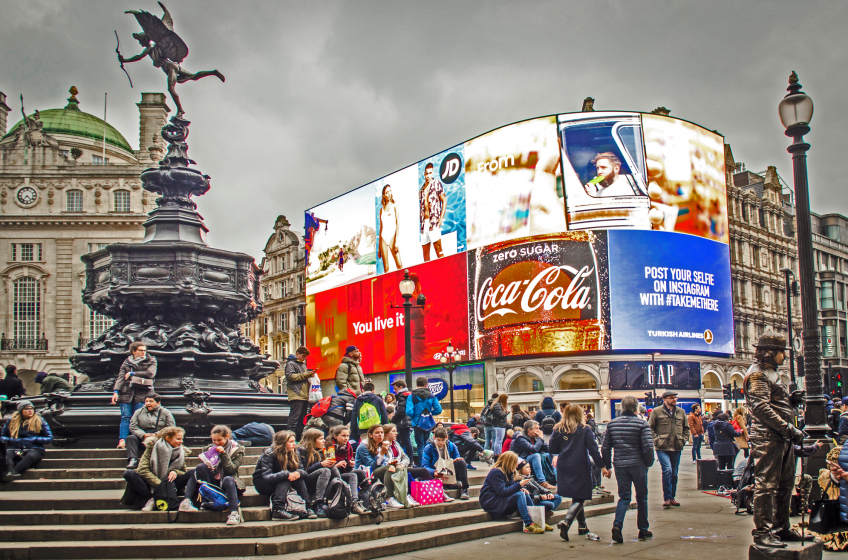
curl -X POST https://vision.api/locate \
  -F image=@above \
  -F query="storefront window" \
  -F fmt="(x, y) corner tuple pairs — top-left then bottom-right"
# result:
(508, 373), (544, 394)
(702, 371), (721, 389)
(388, 362), (486, 423)
(557, 371), (597, 390)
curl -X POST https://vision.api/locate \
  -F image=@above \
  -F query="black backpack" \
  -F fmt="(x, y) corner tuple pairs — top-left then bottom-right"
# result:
(324, 478), (353, 520)
(540, 412), (556, 435)
(359, 480), (387, 525)
(480, 404), (492, 425)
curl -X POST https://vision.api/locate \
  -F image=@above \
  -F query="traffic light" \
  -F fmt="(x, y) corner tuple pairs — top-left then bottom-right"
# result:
(644, 392), (654, 408)
(836, 373), (844, 399)
(722, 384), (732, 400)
(732, 387), (743, 401)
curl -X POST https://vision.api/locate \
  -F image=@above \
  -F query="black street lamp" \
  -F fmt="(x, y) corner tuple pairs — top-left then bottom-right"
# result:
(391, 270), (426, 389)
(437, 341), (462, 422)
(778, 72), (825, 437)
(779, 267), (798, 385)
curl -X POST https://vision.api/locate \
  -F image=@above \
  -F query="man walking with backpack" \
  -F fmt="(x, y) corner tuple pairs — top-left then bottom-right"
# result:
(391, 379), (414, 460)
(350, 382), (389, 443)
(406, 377), (443, 466)
(534, 397), (562, 439)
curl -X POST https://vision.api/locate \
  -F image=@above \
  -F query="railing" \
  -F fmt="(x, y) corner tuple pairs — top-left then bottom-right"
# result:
(0, 333), (48, 351)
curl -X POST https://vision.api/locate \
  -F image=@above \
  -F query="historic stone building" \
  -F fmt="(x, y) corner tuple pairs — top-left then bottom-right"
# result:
(811, 211), (848, 396)
(243, 215), (307, 394)
(0, 87), (168, 393)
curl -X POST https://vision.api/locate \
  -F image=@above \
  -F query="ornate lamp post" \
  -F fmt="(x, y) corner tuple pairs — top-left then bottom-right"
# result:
(778, 72), (825, 438)
(437, 342), (462, 422)
(391, 270), (426, 389)
(779, 267), (798, 385)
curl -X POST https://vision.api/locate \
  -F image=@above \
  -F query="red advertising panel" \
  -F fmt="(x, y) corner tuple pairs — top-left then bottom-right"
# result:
(306, 253), (469, 379)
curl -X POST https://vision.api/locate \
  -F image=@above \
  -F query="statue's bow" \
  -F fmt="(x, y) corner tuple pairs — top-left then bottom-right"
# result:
(114, 30), (133, 88)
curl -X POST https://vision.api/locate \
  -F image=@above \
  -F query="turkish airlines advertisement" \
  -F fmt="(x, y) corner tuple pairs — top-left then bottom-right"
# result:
(305, 254), (470, 380)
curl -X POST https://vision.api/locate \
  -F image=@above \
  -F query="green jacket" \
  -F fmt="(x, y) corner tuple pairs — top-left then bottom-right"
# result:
(137, 438), (188, 488)
(200, 442), (246, 491)
(284, 355), (312, 401)
(648, 404), (690, 452)
(39, 375), (73, 394)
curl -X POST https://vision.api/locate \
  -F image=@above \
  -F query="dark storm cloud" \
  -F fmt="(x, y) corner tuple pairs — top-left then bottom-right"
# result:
(1, 0), (845, 258)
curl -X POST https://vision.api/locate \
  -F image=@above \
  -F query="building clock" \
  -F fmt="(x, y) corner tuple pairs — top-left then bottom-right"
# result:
(17, 186), (38, 205)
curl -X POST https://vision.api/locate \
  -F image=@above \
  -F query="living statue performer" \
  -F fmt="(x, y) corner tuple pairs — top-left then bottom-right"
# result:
(120, 2), (224, 118)
(744, 330), (813, 548)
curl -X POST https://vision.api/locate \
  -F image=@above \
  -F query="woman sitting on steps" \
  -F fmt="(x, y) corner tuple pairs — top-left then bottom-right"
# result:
(252, 430), (312, 521)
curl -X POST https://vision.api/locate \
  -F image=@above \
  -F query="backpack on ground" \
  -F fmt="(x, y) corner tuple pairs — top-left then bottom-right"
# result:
(198, 480), (236, 511)
(358, 401), (381, 430)
(285, 490), (307, 516)
(359, 480), (387, 524)
(324, 477), (353, 520)
(540, 411), (556, 435)
(310, 395), (334, 418)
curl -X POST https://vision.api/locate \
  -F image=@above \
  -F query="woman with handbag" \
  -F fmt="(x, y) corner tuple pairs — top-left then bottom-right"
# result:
(383, 423), (434, 504)
(253, 430), (313, 521)
(712, 412), (743, 470)
(549, 403), (603, 541)
(112, 341), (157, 449)
(299, 428), (359, 517)
(179, 425), (245, 526)
(122, 426), (190, 511)
(732, 406), (750, 458)
(479, 451), (544, 534)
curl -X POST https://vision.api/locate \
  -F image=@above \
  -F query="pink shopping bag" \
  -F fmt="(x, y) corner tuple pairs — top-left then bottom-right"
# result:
(410, 478), (444, 505)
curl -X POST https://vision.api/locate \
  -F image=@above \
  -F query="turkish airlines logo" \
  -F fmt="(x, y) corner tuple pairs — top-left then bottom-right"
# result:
(475, 262), (595, 328)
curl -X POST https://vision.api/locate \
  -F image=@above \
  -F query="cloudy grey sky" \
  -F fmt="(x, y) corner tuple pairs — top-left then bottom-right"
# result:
(2, 0), (844, 258)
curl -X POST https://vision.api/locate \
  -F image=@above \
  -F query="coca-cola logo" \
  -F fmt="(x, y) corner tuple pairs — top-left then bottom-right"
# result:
(475, 261), (595, 328)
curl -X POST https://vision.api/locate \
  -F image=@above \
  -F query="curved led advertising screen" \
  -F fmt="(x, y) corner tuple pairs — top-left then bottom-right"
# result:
(305, 112), (733, 378)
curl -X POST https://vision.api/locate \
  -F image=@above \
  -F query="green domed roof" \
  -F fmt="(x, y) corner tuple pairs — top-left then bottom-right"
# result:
(3, 97), (133, 152)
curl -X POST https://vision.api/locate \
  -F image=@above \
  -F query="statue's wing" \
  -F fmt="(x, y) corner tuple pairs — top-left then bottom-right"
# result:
(125, 8), (188, 63)
(158, 2), (174, 31)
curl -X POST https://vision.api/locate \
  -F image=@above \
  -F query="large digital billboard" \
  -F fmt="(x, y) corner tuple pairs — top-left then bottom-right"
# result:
(305, 111), (734, 374)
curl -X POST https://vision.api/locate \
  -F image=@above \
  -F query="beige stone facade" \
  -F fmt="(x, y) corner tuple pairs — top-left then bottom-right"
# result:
(243, 215), (306, 394)
(0, 89), (168, 393)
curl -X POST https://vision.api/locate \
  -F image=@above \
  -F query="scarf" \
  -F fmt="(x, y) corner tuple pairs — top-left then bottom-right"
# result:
(149, 438), (185, 482)
(128, 355), (143, 366)
(388, 441), (401, 458)
(201, 440), (237, 480)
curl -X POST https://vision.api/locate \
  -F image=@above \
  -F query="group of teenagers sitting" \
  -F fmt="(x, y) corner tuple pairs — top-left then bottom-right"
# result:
(118, 420), (474, 525)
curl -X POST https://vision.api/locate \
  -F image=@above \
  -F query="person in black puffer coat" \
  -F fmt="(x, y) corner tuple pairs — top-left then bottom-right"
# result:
(390, 380), (414, 461)
(712, 412), (743, 470)
(321, 388), (357, 431)
(601, 395), (654, 542)
(252, 430), (311, 521)
(489, 394), (510, 457)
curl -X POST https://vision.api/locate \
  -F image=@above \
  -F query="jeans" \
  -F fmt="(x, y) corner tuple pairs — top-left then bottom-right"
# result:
(185, 464), (241, 509)
(691, 435), (704, 461)
(484, 426), (495, 452)
(456, 438), (484, 464)
(269, 477), (310, 512)
(656, 450), (681, 501)
(287, 400), (309, 440)
(526, 453), (548, 484)
(491, 428), (506, 456)
(123, 470), (192, 507)
(125, 435), (147, 460)
(414, 427), (431, 466)
(6, 448), (45, 475)
(397, 427), (414, 463)
(539, 494), (563, 512)
(119, 401), (143, 441)
(613, 465), (649, 530)
(304, 467), (332, 503)
(503, 490), (534, 525)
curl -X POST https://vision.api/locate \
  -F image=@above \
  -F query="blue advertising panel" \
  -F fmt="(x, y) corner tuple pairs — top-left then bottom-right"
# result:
(608, 229), (733, 354)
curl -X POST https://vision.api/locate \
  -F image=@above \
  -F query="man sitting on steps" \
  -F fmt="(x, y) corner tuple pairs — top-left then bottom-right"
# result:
(126, 394), (175, 469)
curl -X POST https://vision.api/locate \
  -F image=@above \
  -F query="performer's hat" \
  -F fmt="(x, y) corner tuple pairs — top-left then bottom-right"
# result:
(753, 331), (787, 350)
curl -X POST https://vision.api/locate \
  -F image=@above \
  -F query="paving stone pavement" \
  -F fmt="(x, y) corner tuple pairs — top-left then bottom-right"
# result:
(383, 445), (842, 560)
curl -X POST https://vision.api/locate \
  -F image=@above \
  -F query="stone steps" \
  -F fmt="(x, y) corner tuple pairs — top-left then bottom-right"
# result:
(43, 447), (267, 459)
(38, 454), (262, 469)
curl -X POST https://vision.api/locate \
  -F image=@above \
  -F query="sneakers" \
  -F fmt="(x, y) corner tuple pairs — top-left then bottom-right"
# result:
(669, 499), (680, 506)
(272, 509), (298, 521)
(442, 492), (455, 503)
(523, 523), (545, 534)
(141, 498), (155, 512)
(466, 463), (477, 470)
(226, 511), (240, 526)
(406, 495), (420, 507)
(314, 504), (327, 518)
(385, 497), (405, 509)
(541, 481), (557, 491)
(239, 440), (252, 447)
(352, 500), (369, 514)
(2, 472), (21, 483)
(638, 529), (653, 540)
(662, 500), (672, 509)
(303, 508), (318, 520)
(127, 458), (139, 470)
(544, 524), (554, 532)
(611, 525), (623, 543)
(459, 491), (470, 501)
(117, 439), (126, 449)
(178, 499), (199, 512)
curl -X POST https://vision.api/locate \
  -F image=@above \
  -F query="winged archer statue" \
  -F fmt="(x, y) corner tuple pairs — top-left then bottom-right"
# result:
(120, 2), (224, 118)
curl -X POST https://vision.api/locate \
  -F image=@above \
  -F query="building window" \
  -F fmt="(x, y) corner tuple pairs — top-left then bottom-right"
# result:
(88, 243), (109, 253)
(92, 155), (109, 165)
(13, 277), (40, 340)
(89, 309), (115, 339)
(12, 243), (42, 262)
(113, 190), (130, 212)
(508, 373), (544, 393)
(66, 190), (83, 212)
(280, 312), (289, 332)
(821, 281), (835, 309)
(297, 275), (304, 293)
(557, 372), (597, 390)
(838, 283), (845, 311)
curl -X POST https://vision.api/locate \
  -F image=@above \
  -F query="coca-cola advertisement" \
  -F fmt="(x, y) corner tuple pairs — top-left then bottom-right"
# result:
(306, 253), (470, 379)
(467, 232), (611, 359)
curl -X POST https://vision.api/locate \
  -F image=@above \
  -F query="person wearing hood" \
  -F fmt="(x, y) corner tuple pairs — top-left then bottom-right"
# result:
(322, 388), (358, 431)
(712, 412), (743, 470)
(126, 394), (176, 469)
(406, 376), (443, 466)
(335, 346), (365, 395)
(112, 342), (157, 450)
(1, 400), (53, 482)
(34, 371), (73, 394)
(350, 382), (389, 442)
(232, 422), (275, 447)
(534, 397), (562, 437)
(391, 379), (414, 460)
(510, 420), (557, 490)
(449, 422), (487, 469)
(121, 426), (189, 511)
(285, 346), (315, 440)
(0, 365), (26, 400)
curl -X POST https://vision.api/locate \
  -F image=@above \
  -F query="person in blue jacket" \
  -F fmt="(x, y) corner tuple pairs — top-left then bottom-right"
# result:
(534, 396), (562, 436)
(406, 376), (442, 465)
(420, 426), (470, 501)
(1, 400), (53, 482)
(479, 450), (545, 534)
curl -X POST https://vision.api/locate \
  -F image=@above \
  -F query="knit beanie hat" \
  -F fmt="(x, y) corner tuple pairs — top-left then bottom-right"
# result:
(17, 400), (34, 412)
